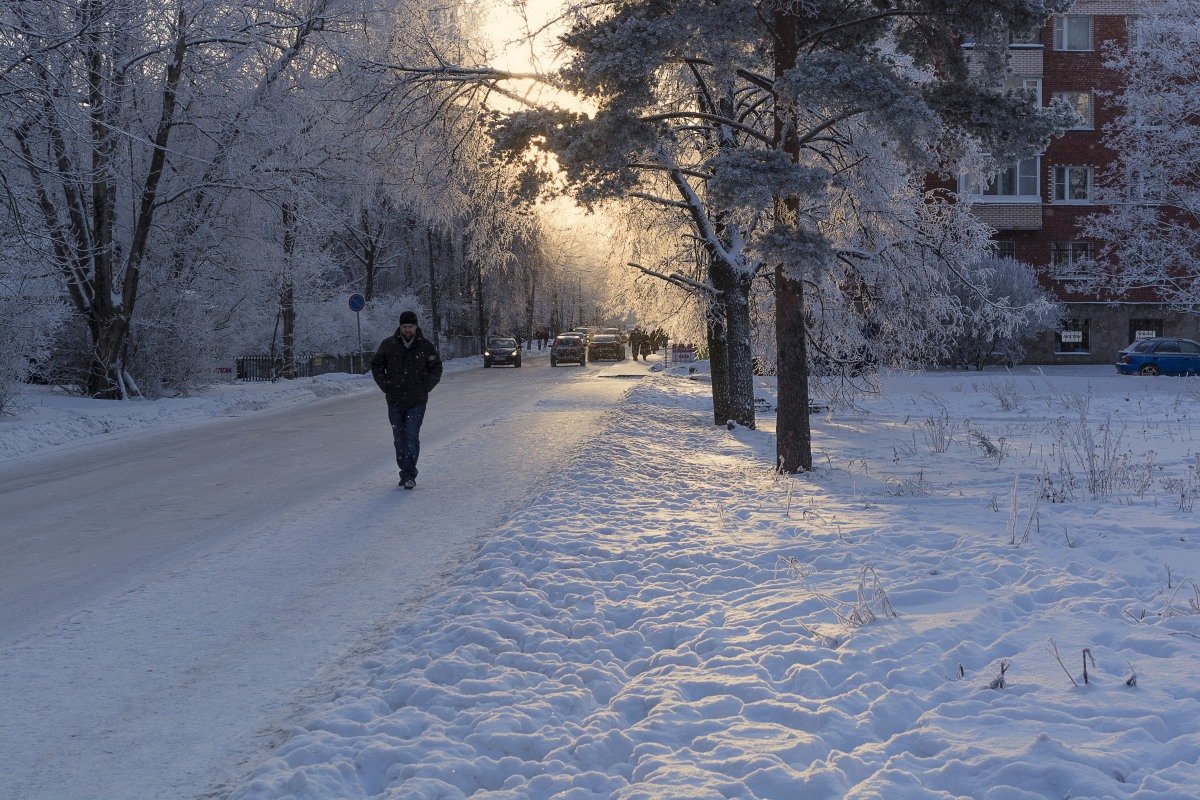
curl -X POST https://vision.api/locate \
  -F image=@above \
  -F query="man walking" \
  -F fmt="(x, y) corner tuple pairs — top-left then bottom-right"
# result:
(370, 310), (442, 489)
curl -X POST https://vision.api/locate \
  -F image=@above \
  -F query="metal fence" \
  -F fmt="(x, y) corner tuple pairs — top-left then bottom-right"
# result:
(236, 353), (372, 382)
(236, 338), (478, 382)
(440, 335), (481, 360)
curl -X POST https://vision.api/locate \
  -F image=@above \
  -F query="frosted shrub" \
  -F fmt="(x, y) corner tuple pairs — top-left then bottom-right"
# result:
(969, 427), (1006, 463)
(948, 256), (1062, 370)
(126, 292), (224, 397)
(1042, 383), (1093, 416)
(985, 377), (1024, 411)
(1056, 412), (1134, 501)
(923, 410), (953, 453)
(1037, 465), (1075, 504)
(0, 267), (68, 414)
(1161, 455), (1199, 512)
(1007, 476), (1041, 546)
(887, 470), (932, 497)
(1161, 577), (1200, 619)
(815, 566), (897, 628)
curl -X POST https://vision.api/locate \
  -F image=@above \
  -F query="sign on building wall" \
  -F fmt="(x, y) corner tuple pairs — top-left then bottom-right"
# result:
(1061, 331), (1084, 343)
(1135, 330), (1157, 340)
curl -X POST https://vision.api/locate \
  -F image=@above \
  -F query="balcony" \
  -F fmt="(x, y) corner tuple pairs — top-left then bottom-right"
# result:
(971, 203), (1043, 231)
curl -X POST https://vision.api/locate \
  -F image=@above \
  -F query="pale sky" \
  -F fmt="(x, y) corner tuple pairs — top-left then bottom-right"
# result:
(481, 0), (565, 74)
(479, 1), (617, 259)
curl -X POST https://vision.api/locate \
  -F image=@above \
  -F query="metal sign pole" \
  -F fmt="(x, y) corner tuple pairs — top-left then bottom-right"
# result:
(355, 311), (362, 373)
(348, 293), (366, 374)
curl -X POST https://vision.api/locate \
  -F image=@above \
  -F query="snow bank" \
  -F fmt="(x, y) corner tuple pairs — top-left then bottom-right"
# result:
(0, 352), (493, 461)
(229, 368), (1200, 799)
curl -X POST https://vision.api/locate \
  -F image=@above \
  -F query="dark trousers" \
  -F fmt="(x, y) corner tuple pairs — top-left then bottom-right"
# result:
(387, 399), (427, 480)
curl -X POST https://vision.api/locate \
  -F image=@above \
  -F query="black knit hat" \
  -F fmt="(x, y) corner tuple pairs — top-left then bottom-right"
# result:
(398, 310), (418, 326)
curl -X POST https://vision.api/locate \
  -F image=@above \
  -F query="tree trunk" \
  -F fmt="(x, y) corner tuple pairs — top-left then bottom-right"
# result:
(774, 264), (812, 471)
(281, 202), (296, 380)
(427, 225), (441, 351)
(706, 306), (732, 424)
(362, 209), (377, 302)
(723, 279), (756, 428)
(550, 276), (560, 336)
(475, 260), (487, 348)
(87, 313), (128, 397)
(525, 269), (536, 349)
(773, 8), (812, 470)
(708, 254), (755, 428)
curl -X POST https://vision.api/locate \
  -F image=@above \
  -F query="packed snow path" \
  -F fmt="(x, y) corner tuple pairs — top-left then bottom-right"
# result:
(0, 356), (645, 800)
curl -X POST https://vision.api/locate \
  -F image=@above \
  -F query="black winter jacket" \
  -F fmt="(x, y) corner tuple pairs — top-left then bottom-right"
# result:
(371, 327), (443, 406)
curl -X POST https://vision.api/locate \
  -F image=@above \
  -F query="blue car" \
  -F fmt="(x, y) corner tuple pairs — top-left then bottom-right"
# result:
(1115, 337), (1200, 376)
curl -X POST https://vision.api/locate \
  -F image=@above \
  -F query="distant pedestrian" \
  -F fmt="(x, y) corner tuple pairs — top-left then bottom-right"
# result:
(370, 310), (442, 489)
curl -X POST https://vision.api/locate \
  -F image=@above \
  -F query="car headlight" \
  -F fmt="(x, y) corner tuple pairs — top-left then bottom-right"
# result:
(483, 351), (491, 356)
(511, 350), (519, 356)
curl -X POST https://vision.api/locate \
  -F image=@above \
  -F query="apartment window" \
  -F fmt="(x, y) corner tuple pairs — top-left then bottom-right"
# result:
(1053, 91), (1093, 128)
(1129, 318), (1164, 342)
(1051, 242), (1093, 277)
(1129, 170), (1165, 203)
(1007, 77), (1043, 105)
(1126, 16), (1156, 50)
(963, 157), (1040, 201)
(1127, 17), (1142, 49)
(1059, 318), (1090, 353)
(1053, 166), (1092, 203)
(1054, 16), (1093, 51)
(992, 240), (1017, 259)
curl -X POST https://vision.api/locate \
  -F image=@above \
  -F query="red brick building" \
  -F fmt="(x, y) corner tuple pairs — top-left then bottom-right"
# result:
(957, 1), (1200, 364)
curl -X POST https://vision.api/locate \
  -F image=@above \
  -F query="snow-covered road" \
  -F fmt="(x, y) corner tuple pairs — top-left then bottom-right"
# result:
(0, 357), (642, 800)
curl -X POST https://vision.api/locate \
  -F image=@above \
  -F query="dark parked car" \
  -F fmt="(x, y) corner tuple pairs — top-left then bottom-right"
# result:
(551, 334), (587, 366)
(1116, 337), (1200, 376)
(484, 337), (521, 368)
(587, 334), (626, 362)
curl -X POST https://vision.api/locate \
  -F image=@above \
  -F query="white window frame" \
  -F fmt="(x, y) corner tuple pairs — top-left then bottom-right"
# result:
(1052, 91), (1093, 129)
(1128, 170), (1165, 204)
(960, 157), (1041, 203)
(1054, 15), (1093, 51)
(1051, 242), (1094, 279)
(1053, 166), (1093, 203)
(1127, 16), (1142, 50)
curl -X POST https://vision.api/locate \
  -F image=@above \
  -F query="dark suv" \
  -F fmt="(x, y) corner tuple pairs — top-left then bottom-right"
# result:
(587, 334), (626, 362)
(551, 334), (587, 366)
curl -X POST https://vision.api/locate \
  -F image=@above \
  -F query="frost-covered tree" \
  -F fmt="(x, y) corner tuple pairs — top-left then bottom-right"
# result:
(0, 230), (68, 413)
(0, 0), (545, 393)
(1086, 0), (1200, 312)
(0, 0), (360, 396)
(491, 0), (1071, 468)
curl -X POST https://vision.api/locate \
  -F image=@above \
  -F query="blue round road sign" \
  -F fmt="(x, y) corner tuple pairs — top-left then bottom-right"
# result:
(348, 293), (366, 312)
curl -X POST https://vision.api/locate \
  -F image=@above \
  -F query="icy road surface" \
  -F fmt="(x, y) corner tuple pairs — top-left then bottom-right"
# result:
(0, 357), (643, 800)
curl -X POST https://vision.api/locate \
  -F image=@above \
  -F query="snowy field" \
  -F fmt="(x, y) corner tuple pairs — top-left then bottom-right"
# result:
(215, 365), (1200, 800)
